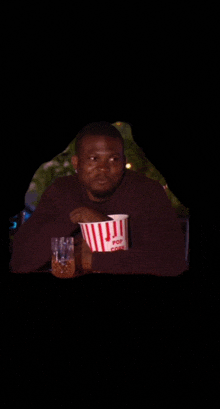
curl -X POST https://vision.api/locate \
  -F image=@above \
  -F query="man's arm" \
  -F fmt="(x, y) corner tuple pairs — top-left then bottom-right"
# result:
(10, 182), (78, 273)
(91, 184), (187, 276)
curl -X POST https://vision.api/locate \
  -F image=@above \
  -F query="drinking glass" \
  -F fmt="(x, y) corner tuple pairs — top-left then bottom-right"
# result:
(51, 237), (75, 277)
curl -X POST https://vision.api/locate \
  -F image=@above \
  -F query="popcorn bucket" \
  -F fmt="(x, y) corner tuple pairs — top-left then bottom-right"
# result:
(79, 214), (129, 252)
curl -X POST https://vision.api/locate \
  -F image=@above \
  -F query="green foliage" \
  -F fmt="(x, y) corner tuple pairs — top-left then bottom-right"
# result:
(24, 122), (189, 216)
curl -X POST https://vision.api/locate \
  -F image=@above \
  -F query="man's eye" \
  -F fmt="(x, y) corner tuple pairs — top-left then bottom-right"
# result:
(109, 157), (119, 162)
(89, 156), (97, 161)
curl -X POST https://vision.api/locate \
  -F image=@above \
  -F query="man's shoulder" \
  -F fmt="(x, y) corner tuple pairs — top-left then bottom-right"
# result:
(49, 175), (80, 195)
(53, 174), (77, 186)
(125, 169), (162, 190)
(122, 170), (166, 204)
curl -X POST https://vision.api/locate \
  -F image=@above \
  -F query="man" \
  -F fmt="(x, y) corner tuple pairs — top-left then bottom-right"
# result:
(23, 121), (189, 216)
(10, 122), (186, 276)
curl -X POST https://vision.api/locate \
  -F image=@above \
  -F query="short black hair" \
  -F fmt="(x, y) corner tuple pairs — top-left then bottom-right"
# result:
(75, 121), (124, 154)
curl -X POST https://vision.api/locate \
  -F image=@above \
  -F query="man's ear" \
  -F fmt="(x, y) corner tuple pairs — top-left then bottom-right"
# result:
(71, 155), (78, 171)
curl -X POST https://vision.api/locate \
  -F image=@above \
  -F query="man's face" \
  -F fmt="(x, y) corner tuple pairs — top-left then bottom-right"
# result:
(72, 135), (126, 201)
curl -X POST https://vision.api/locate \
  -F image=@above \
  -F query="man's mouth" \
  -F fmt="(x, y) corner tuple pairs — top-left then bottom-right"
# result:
(94, 177), (109, 184)
(96, 179), (108, 184)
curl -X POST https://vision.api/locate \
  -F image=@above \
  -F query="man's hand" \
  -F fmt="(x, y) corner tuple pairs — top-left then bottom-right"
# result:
(70, 207), (111, 224)
(80, 238), (92, 270)
(69, 207), (111, 273)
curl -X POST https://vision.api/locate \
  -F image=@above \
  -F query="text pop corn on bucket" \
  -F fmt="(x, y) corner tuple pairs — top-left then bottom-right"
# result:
(79, 214), (129, 252)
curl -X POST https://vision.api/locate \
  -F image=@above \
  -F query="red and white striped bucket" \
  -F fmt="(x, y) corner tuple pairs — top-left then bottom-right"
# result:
(79, 214), (129, 252)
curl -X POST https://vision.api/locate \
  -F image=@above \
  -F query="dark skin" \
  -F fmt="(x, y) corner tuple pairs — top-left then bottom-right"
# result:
(70, 134), (126, 223)
(67, 135), (126, 272)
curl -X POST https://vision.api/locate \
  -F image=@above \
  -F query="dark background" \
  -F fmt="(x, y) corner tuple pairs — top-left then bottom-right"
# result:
(8, 11), (198, 216)
(5, 6), (218, 405)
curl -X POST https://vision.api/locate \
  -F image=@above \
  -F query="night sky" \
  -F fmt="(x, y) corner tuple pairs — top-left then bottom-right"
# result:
(8, 9), (216, 249)
(8, 35), (195, 217)
(6, 8), (218, 403)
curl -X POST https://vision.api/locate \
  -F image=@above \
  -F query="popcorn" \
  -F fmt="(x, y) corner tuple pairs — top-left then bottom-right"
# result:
(79, 214), (129, 252)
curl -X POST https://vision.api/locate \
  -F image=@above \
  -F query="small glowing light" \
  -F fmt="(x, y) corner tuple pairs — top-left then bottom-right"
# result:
(116, 122), (122, 126)
(24, 212), (32, 222)
(126, 163), (132, 169)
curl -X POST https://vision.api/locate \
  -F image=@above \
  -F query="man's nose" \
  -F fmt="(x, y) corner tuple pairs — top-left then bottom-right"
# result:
(97, 160), (110, 172)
